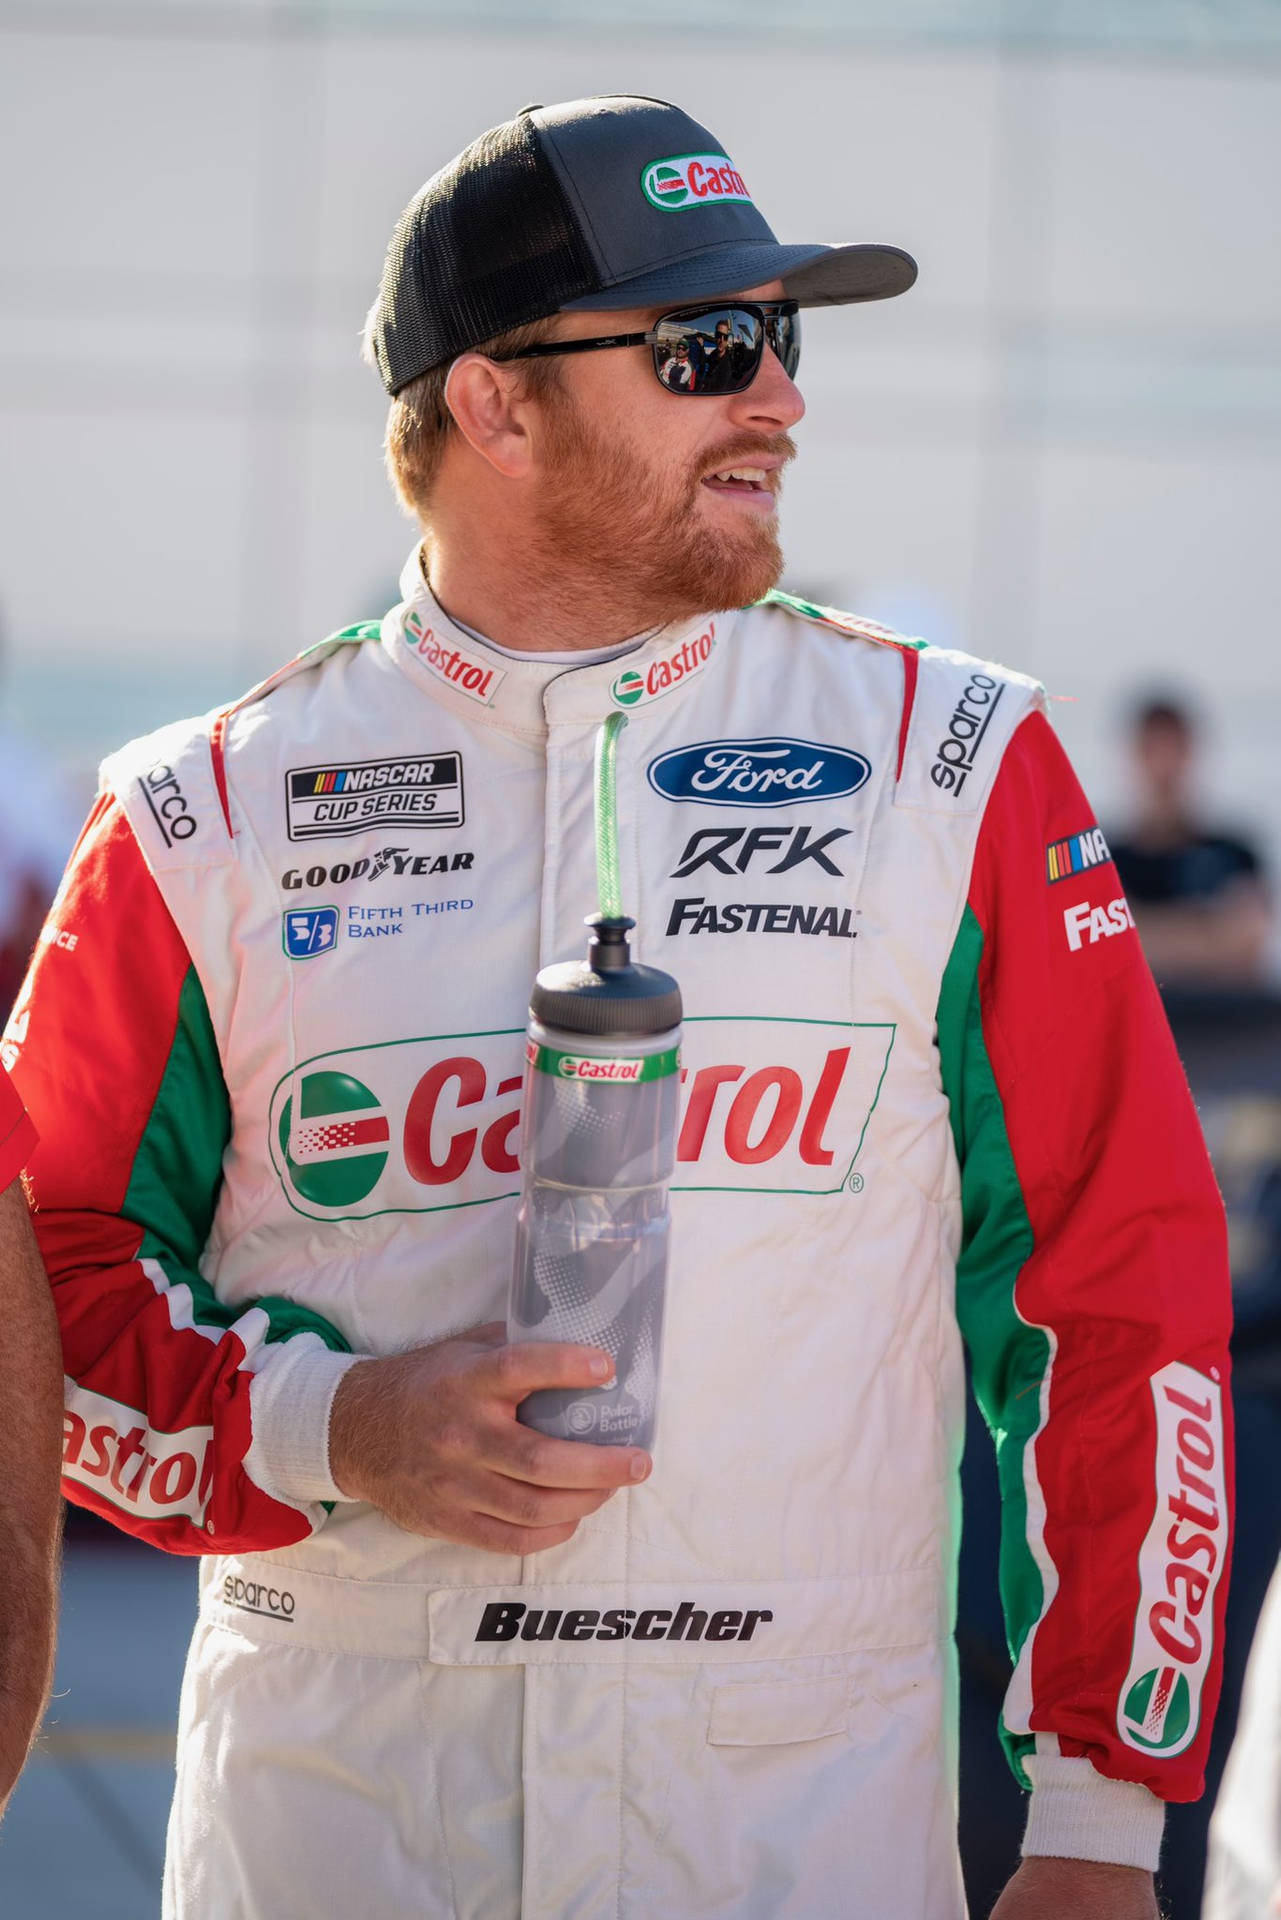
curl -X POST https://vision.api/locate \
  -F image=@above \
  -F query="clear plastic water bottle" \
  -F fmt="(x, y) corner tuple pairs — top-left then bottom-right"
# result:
(507, 915), (682, 1449)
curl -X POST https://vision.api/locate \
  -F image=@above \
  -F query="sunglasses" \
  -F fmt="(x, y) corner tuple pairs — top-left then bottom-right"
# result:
(494, 300), (801, 396)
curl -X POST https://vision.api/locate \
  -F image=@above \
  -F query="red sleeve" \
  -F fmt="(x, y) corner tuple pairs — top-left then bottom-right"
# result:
(940, 710), (1233, 1804)
(5, 794), (349, 1555)
(0, 1066), (36, 1191)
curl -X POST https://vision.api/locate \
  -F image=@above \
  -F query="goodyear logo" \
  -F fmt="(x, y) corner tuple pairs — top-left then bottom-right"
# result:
(641, 154), (752, 212)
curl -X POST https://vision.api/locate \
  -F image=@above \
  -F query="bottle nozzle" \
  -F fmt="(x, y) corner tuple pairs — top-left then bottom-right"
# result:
(586, 914), (634, 974)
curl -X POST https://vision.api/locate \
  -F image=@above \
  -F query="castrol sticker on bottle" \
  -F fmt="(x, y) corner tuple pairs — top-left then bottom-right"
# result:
(269, 1016), (895, 1221)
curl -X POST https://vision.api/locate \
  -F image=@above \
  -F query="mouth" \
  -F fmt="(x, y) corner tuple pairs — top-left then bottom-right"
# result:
(700, 464), (779, 515)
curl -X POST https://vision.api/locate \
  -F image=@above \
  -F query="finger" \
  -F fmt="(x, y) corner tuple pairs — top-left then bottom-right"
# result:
(471, 1340), (616, 1402)
(468, 1472), (618, 1530)
(432, 1511), (582, 1557)
(480, 1421), (652, 1491)
(453, 1320), (506, 1349)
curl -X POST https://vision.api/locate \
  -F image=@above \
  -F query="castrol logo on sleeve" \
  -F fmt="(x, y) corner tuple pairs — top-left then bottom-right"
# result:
(268, 1017), (894, 1221)
(1117, 1363), (1228, 1756)
(63, 1383), (214, 1525)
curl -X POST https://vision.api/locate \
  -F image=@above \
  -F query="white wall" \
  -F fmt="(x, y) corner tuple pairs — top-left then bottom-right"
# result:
(2, 5), (1278, 874)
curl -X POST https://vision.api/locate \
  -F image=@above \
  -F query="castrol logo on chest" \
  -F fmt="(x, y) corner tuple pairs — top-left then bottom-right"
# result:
(1117, 1363), (1228, 1757)
(268, 1016), (895, 1221)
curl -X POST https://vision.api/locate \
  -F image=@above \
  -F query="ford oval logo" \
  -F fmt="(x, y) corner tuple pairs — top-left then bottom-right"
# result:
(647, 737), (872, 808)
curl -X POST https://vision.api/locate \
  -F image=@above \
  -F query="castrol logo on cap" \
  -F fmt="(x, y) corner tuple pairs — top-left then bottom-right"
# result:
(641, 155), (753, 212)
(270, 1016), (894, 1220)
(404, 608), (504, 707)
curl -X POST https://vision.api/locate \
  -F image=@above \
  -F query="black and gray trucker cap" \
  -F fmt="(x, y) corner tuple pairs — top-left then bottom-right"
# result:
(369, 94), (917, 395)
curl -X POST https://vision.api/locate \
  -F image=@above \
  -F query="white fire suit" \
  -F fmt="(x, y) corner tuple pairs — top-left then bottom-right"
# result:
(8, 554), (1233, 1917)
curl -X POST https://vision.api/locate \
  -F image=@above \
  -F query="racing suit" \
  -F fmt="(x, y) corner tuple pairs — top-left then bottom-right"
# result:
(0, 1067), (35, 1191)
(8, 555), (1233, 1918)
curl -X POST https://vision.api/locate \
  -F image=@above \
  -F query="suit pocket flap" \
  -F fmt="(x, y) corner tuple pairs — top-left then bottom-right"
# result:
(709, 1675), (852, 1747)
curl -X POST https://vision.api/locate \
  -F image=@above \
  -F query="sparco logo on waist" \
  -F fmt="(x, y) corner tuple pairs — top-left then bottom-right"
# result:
(649, 739), (871, 808)
(269, 1015), (895, 1219)
(1117, 1363), (1227, 1757)
(404, 609), (504, 706)
(140, 762), (198, 846)
(611, 625), (715, 708)
(477, 1599), (773, 1644)
(930, 674), (1004, 797)
(222, 1576), (296, 1622)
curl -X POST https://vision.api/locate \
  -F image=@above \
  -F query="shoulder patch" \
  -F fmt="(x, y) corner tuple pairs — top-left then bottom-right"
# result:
(759, 589), (927, 653)
(894, 648), (1044, 817)
(102, 711), (235, 876)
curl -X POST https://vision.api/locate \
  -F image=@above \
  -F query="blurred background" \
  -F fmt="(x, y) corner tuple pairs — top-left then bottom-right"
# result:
(1, 1), (1279, 1915)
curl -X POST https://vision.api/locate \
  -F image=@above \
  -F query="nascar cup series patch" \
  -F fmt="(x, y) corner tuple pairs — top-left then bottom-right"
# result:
(641, 155), (753, 212)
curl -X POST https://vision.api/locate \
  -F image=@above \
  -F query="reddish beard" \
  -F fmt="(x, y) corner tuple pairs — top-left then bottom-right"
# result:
(532, 393), (795, 628)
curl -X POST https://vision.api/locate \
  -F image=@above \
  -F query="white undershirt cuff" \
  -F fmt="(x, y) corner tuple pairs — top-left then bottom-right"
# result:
(1022, 1752), (1165, 1872)
(246, 1339), (367, 1510)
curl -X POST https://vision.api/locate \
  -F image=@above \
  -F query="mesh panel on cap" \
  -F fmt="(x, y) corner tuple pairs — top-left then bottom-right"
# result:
(373, 114), (601, 393)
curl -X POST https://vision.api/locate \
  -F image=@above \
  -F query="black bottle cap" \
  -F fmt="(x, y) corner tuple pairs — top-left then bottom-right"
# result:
(530, 915), (682, 1037)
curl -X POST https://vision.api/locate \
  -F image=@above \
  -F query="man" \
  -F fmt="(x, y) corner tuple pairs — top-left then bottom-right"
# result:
(1109, 694), (1270, 986)
(700, 311), (752, 392)
(661, 336), (696, 390)
(7, 96), (1231, 1919)
(0, 1066), (61, 1815)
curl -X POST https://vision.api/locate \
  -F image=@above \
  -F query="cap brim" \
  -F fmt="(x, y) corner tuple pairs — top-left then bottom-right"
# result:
(561, 240), (916, 312)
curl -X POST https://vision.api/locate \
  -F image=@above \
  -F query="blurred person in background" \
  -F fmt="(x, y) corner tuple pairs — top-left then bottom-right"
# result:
(0, 1066), (63, 1816)
(6, 96), (1233, 1920)
(0, 616), (84, 1018)
(1110, 694), (1270, 987)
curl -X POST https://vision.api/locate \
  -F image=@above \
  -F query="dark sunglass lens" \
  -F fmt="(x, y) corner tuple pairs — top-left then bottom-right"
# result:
(768, 309), (801, 379)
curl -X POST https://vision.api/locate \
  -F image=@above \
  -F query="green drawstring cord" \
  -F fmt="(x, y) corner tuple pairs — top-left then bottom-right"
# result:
(593, 711), (628, 920)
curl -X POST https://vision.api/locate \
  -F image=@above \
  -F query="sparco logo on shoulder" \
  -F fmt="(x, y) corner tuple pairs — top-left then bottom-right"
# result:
(1117, 1363), (1227, 1756)
(931, 674), (1004, 797)
(649, 739), (871, 808)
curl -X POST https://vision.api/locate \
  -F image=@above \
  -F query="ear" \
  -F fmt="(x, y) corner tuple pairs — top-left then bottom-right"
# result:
(444, 354), (537, 480)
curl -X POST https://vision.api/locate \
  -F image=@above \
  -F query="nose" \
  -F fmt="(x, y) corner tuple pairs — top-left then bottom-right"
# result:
(729, 343), (805, 432)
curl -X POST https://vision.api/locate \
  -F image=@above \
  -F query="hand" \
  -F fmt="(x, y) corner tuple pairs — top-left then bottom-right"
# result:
(328, 1323), (650, 1554)
(990, 1858), (1159, 1919)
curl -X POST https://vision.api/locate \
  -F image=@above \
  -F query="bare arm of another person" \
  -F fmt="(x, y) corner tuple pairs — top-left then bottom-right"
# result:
(0, 1177), (62, 1814)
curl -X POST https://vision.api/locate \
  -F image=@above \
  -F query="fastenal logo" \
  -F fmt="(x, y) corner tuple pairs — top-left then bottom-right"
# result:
(641, 154), (753, 211)
(269, 1017), (894, 1221)
(1117, 1363), (1227, 1757)
(611, 626), (714, 709)
(277, 1069), (391, 1206)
